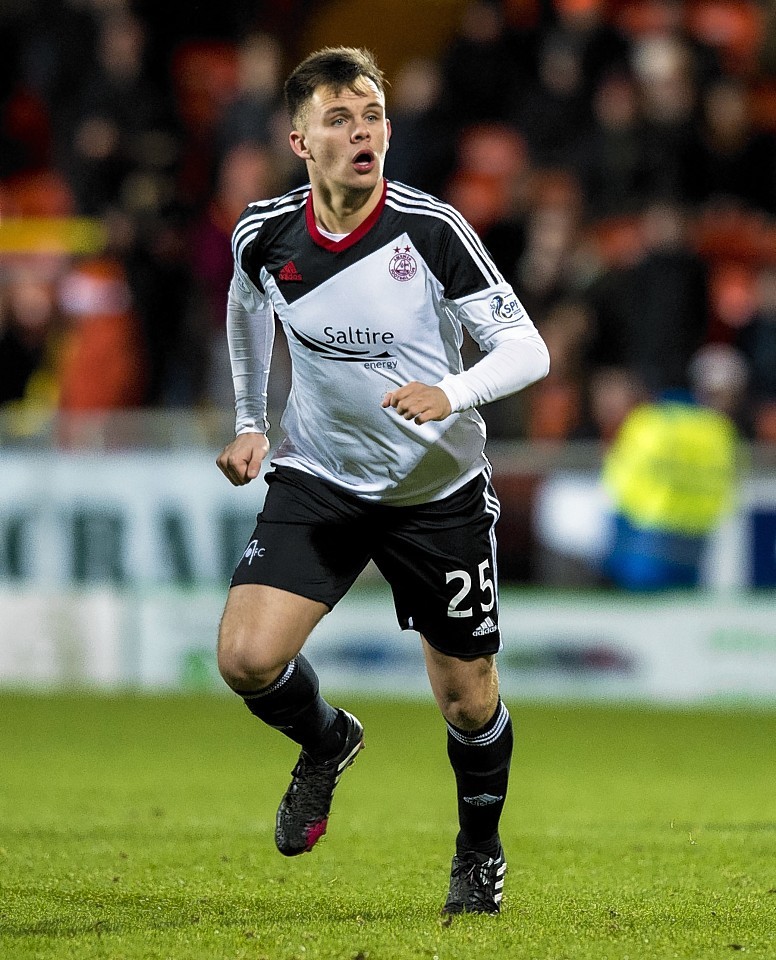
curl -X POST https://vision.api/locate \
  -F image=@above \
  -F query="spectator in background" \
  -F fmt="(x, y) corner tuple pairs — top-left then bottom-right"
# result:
(685, 77), (776, 216)
(736, 265), (776, 441)
(188, 140), (282, 407)
(440, 0), (534, 129)
(585, 200), (709, 395)
(444, 122), (530, 238)
(216, 32), (284, 157)
(0, 56), (52, 180)
(508, 31), (592, 168)
(61, 9), (180, 216)
(16, 0), (99, 168)
(631, 33), (699, 203)
(638, 0), (723, 86)
(688, 341), (751, 431)
(459, 166), (596, 441)
(582, 365), (649, 442)
(549, 0), (631, 101)
(521, 298), (592, 441)
(56, 256), (147, 411)
(761, 2), (776, 76)
(510, 171), (591, 321)
(118, 206), (203, 407)
(384, 57), (456, 197)
(0, 263), (62, 409)
(601, 372), (741, 591)
(571, 67), (658, 219)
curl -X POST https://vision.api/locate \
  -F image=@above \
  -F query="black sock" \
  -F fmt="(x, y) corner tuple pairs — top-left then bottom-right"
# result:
(239, 654), (343, 759)
(447, 699), (513, 858)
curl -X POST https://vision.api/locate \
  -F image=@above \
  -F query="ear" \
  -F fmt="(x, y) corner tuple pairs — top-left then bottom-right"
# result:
(289, 130), (310, 160)
(385, 117), (392, 151)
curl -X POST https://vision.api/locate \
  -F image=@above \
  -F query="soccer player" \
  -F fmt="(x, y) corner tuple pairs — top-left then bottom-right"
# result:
(215, 46), (550, 916)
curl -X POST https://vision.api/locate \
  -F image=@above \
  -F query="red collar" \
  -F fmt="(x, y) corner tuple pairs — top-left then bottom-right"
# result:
(306, 179), (387, 252)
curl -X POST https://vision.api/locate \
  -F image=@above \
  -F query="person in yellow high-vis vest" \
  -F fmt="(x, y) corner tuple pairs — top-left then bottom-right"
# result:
(602, 390), (740, 589)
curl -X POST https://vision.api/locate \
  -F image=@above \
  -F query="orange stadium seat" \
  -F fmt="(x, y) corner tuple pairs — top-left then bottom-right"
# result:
(526, 380), (583, 441)
(686, 0), (765, 75)
(0, 169), (75, 217)
(707, 259), (759, 333)
(171, 40), (239, 137)
(749, 80), (776, 133)
(692, 207), (776, 266)
(614, 1), (682, 38)
(586, 214), (644, 269)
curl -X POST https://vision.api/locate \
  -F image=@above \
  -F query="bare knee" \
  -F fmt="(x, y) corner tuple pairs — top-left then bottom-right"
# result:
(217, 619), (288, 692)
(216, 584), (327, 693)
(438, 685), (497, 730)
(425, 645), (500, 730)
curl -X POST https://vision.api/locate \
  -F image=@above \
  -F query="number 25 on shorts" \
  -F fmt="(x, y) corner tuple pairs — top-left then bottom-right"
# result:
(446, 560), (495, 618)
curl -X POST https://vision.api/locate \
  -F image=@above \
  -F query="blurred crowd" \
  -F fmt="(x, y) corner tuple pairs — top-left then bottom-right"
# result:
(2, 0), (776, 445)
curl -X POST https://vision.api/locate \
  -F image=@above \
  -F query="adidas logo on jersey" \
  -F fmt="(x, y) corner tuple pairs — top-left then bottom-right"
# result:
(279, 260), (303, 282)
(472, 616), (497, 637)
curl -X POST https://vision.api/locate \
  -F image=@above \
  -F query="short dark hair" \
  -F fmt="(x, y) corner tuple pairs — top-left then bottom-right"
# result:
(284, 46), (387, 127)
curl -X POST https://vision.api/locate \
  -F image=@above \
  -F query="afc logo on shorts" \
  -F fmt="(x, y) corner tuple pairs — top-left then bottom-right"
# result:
(243, 540), (266, 564)
(389, 245), (417, 282)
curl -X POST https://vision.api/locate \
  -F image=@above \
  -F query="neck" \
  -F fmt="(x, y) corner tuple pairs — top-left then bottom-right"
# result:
(310, 177), (384, 234)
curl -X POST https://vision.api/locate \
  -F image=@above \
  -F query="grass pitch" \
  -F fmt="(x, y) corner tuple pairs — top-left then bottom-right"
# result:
(1, 693), (775, 960)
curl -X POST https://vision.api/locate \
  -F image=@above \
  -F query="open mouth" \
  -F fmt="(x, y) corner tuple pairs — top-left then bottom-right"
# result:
(352, 150), (375, 172)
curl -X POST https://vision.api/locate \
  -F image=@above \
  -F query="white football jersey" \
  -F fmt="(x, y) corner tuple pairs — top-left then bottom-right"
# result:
(228, 179), (546, 505)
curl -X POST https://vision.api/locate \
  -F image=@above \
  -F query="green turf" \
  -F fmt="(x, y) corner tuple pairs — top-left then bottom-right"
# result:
(1, 693), (775, 960)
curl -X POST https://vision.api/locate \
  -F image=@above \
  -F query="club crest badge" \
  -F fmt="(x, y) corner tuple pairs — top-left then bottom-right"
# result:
(389, 245), (417, 282)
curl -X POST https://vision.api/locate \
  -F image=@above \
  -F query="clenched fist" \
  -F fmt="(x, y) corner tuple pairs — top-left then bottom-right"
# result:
(381, 382), (452, 425)
(216, 432), (270, 486)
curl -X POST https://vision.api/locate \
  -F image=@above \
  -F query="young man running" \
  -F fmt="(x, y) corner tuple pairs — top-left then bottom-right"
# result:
(216, 46), (549, 915)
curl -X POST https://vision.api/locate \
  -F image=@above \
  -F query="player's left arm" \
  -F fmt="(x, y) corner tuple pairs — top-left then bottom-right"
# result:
(382, 294), (550, 423)
(436, 326), (550, 414)
(436, 283), (550, 414)
(380, 328), (548, 424)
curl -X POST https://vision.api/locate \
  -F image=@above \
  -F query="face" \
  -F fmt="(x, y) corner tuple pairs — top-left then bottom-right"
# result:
(289, 78), (391, 200)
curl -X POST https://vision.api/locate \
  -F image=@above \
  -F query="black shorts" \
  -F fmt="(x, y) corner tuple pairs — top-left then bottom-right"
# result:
(230, 465), (502, 658)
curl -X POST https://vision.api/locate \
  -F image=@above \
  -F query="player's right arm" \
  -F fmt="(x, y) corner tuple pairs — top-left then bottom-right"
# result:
(217, 254), (275, 485)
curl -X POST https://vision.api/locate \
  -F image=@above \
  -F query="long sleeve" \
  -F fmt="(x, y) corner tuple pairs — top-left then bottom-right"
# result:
(226, 270), (275, 435)
(436, 331), (550, 413)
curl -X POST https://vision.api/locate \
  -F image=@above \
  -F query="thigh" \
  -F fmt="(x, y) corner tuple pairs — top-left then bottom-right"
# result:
(230, 466), (372, 608)
(218, 582), (328, 673)
(373, 471), (502, 658)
